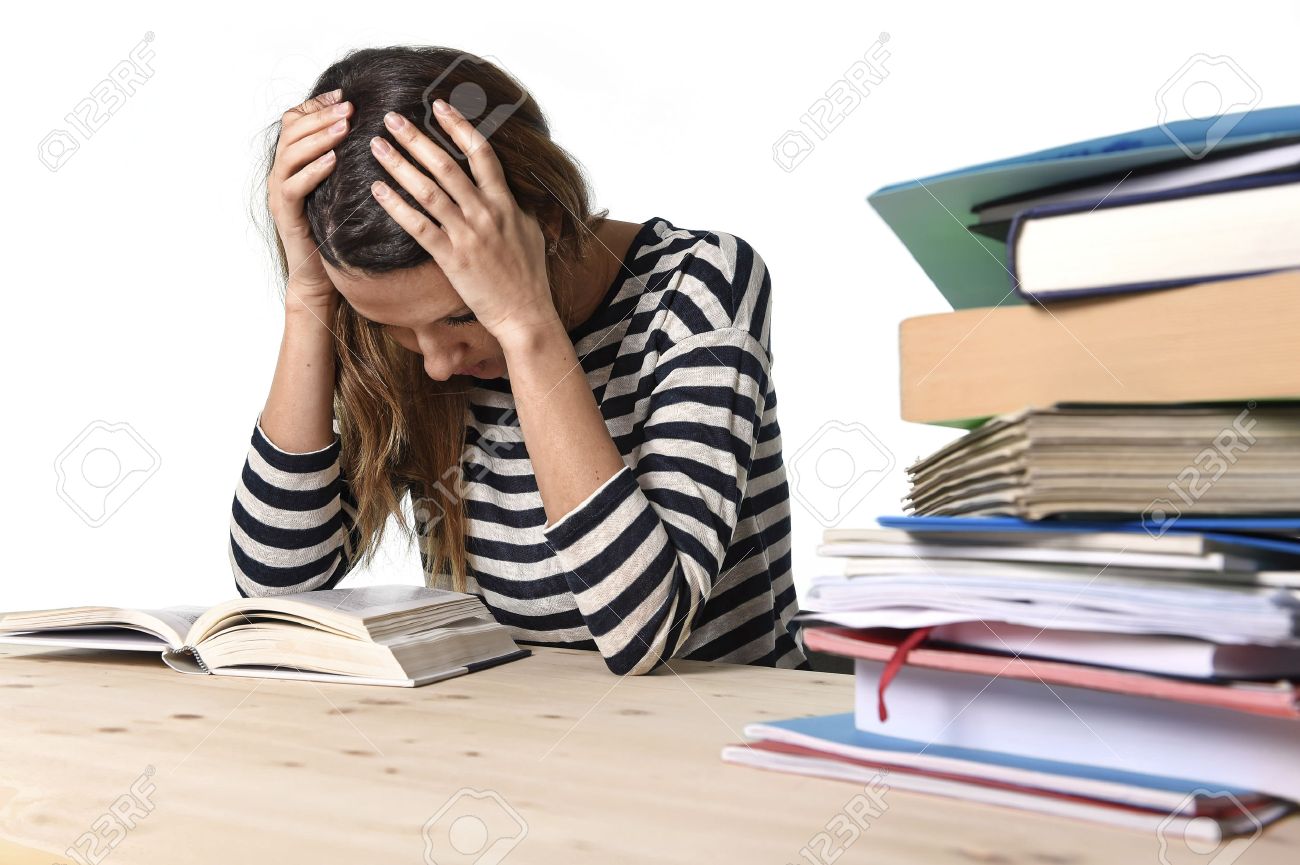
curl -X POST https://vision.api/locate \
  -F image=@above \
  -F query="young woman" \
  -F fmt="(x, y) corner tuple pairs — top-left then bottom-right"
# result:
(229, 46), (809, 675)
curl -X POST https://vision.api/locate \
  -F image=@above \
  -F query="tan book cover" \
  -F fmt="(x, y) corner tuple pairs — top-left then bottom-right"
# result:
(899, 269), (1300, 427)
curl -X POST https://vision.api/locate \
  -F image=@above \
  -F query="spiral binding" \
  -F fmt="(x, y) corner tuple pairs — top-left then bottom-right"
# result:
(183, 645), (210, 674)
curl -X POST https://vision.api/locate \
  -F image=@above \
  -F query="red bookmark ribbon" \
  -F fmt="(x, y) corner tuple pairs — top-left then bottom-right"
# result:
(876, 626), (935, 722)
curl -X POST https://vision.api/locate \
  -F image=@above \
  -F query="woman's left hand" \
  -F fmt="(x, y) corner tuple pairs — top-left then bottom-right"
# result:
(367, 99), (559, 344)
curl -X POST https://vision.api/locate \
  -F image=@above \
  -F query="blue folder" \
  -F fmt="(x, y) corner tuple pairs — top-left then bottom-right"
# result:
(875, 514), (1300, 557)
(757, 712), (1254, 797)
(867, 105), (1300, 309)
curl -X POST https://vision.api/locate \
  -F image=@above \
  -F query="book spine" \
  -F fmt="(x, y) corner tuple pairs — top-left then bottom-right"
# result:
(182, 645), (210, 674)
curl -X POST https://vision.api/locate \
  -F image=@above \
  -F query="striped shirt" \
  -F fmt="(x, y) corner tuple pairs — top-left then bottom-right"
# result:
(229, 216), (809, 675)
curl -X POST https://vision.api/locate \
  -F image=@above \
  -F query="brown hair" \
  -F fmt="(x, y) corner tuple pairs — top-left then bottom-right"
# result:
(252, 45), (608, 591)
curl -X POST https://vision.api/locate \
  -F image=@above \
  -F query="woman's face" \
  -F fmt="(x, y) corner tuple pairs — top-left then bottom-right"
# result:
(321, 260), (506, 381)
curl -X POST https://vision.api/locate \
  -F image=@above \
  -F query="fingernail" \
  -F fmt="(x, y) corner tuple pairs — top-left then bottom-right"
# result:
(434, 99), (453, 115)
(384, 111), (406, 129)
(372, 181), (390, 199)
(334, 101), (351, 116)
(330, 119), (347, 133)
(371, 136), (392, 155)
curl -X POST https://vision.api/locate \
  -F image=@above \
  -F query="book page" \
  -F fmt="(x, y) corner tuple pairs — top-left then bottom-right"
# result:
(0, 629), (168, 652)
(186, 585), (478, 645)
(140, 606), (209, 641)
(275, 586), (468, 617)
(0, 605), (207, 648)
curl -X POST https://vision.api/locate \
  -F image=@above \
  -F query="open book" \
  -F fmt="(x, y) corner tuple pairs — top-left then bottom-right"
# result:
(0, 585), (529, 687)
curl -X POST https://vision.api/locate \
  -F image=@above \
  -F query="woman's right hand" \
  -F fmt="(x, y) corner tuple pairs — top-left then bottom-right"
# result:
(269, 88), (353, 309)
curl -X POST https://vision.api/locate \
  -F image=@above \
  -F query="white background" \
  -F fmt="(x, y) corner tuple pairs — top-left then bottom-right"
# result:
(8, 0), (1298, 610)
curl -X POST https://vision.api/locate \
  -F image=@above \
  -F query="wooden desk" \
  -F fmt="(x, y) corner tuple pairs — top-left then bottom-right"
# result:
(1, 645), (1295, 864)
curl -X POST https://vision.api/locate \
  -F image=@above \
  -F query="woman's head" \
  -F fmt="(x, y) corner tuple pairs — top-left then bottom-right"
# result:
(306, 45), (603, 380)
(253, 45), (608, 591)
(322, 260), (506, 381)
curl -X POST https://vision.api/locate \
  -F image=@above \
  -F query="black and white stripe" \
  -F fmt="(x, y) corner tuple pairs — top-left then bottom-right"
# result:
(229, 216), (809, 674)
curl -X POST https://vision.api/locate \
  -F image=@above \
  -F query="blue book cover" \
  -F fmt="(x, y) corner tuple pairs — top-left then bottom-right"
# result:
(759, 712), (1254, 797)
(867, 105), (1300, 309)
(874, 514), (1300, 557)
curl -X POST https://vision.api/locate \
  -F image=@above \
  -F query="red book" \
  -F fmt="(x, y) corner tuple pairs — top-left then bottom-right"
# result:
(805, 626), (1300, 720)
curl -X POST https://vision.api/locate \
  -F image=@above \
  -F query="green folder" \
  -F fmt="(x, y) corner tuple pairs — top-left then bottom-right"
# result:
(867, 105), (1300, 310)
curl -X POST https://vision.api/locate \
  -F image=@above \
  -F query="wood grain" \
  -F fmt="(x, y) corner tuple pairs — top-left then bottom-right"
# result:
(0, 645), (1295, 864)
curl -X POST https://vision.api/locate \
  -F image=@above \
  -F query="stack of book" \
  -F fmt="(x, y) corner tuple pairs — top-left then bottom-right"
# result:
(723, 106), (1300, 841)
(725, 514), (1300, 837)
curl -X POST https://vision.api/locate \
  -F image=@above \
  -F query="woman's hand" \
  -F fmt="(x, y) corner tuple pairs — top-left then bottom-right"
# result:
(268, 87), (353, 309)
(366, 99), (559, 344)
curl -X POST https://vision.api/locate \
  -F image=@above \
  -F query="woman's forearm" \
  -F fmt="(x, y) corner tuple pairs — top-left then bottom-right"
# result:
(500, 318), (628, 526)
(258, 290), (340, 454)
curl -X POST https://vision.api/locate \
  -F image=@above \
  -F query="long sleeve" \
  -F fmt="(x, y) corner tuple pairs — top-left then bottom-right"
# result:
(228, 414), (366, 598)
(223, 220), (805, 673)
(541, 324), (771, 676)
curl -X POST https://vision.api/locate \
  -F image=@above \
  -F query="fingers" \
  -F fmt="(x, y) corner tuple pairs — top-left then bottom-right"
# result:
(369, 179), (455, 264)
(271, 90), (349, 236)
(274, 90), (353, 181)
(274, 147), (336, 288)
(303, 87), (343, 113)
(426, 100), (511, 204)
(377, 111), (483, 227)
(369, 127), (466, 235)
(278, 149), (337, 218)
(281, 87), (343, 133)
(277, 108), (351, 182)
